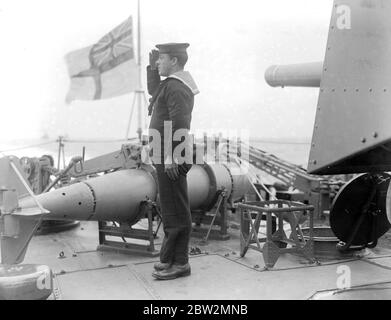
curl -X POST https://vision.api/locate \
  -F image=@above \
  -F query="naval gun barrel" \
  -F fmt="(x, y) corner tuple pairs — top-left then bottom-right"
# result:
(265, 62), (323, 88)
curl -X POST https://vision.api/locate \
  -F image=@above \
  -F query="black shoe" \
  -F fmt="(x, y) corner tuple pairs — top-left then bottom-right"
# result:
(152, 263), (191, 280)
(153, 262), (171, 271)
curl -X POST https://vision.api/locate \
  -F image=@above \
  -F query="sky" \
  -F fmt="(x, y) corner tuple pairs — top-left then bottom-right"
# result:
(0, 0), (334, 142)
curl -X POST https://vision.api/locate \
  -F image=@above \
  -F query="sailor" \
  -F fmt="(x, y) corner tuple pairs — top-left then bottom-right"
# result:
(147, 43), (199, 280)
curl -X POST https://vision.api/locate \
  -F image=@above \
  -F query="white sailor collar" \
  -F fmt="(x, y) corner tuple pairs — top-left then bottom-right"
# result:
(168, 71), (200, 95)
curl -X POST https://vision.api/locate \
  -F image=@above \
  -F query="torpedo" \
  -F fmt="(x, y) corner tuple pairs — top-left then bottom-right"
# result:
(0, 156), (251, 265)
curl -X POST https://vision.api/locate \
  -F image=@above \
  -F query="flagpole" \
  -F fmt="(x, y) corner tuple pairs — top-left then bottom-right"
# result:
(136, 0), (143, 142)
(137, 0), (141, 81)
(125, 0), (144, 141)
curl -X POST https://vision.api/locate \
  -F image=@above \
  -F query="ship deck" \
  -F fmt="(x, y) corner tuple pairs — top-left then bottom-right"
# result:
(23, 219), (391, 300)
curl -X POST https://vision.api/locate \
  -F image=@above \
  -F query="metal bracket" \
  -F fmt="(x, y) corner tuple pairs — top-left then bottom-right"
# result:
(202, 189), (227, 243)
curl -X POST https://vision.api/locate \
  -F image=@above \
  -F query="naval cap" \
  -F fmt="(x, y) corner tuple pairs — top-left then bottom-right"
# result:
(156, 43), (190, 54)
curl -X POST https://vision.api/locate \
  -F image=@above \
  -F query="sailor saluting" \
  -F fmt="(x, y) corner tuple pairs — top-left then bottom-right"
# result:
(147, 42), (199, 280)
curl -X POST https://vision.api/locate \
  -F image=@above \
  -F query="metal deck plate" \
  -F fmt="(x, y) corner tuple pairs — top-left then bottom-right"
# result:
(55, 265), (154, 300)
(48, 254), (391, 300)
(9, 221), (391, 299)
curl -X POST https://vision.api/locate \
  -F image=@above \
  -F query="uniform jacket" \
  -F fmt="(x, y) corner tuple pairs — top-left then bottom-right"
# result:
(147, 67), (199, 160)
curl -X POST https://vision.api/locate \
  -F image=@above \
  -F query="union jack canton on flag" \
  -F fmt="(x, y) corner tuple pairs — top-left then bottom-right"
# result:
(65, 16), (138, 103)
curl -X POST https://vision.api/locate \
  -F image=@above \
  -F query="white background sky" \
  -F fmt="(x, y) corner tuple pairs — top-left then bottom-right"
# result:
(0, 0), (334, 142)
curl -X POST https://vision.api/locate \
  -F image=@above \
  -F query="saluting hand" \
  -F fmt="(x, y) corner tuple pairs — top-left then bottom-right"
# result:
(149, 50), (159, 70)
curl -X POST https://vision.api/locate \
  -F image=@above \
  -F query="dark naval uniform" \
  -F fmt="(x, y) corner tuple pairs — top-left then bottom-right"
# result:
(147, 65), (196, 266)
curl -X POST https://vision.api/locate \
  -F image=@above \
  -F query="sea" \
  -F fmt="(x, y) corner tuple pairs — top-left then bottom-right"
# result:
(0, 137), (311, 169)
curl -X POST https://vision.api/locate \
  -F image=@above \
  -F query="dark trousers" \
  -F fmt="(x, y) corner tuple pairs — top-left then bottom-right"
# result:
(155, 164), (192, 265)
